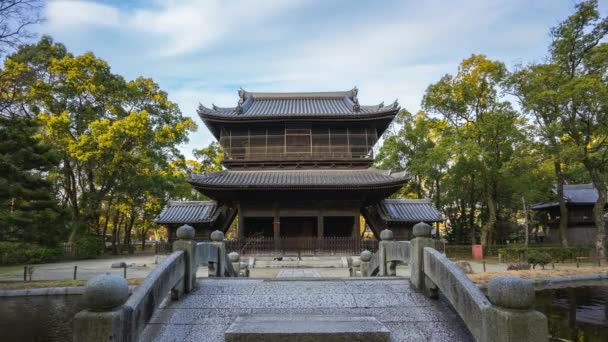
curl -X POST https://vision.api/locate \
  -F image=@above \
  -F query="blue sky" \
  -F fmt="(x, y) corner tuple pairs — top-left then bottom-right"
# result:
(38, 0), (606, 158)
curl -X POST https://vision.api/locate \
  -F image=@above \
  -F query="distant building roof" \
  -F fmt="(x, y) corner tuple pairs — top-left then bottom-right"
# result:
(188, 169), (408, 190)
(198, 87), (400, 120)
(378, 199), (444, 223)
(154, 201), (219, 224)
(530, 184), (602, 210)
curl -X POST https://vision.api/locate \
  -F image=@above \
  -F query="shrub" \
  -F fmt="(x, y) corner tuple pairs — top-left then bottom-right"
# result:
(507, 262), (531, 270)
(0, 242), (62, 265)
(74, 235), (104, 258)
(527, 251), (552, 269)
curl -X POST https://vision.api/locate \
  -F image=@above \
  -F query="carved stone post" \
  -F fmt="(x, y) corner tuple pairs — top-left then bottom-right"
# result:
(483, 276), (548, 341)
(228, 252), (241, 276)
(378, 229), (393, 276)
(209, 230), (225, 277)
(360, 250), (372, 277)
(410, 222), (438, 298)
(172, 224), (197, 293)
(73, 274), (129, 342)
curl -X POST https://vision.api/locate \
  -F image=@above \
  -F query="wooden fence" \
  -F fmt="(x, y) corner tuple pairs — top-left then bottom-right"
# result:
(225, 237), (379, 256)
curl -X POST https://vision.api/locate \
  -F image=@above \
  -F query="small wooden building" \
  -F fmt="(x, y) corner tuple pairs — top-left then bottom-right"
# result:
(362, 199), (444, 240)
(530, 184), (607, 245)
(156, 88), (443, 245)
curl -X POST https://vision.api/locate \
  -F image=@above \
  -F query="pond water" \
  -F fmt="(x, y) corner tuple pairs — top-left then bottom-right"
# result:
(535, 285), (608, 342)
(0, 294), (84, 342)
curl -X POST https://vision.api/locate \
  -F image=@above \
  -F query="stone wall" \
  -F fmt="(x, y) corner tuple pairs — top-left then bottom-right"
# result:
(423, 248), (491, 338)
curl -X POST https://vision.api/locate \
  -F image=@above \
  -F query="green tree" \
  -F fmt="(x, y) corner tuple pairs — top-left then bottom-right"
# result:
(0, 115), (68, 245)
(3, 37), (196, 242)
(422, 55), (528, 245)
(548, 0), (608, 257)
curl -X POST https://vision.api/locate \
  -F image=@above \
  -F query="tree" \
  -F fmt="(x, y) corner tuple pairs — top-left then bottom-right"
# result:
(548, 0), (608, 258)
(422, 55), (529, 245)
(509, 64), (574, 246)
(0, 0), (43, 56)
(0, 115), (68, 245)
(192, 141), (223, 172)
(3, 37), (197, 242)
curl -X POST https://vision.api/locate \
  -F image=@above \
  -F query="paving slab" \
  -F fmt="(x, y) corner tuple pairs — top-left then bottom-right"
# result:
(141, 277), (474, 342)
(224, 315), (390, 342)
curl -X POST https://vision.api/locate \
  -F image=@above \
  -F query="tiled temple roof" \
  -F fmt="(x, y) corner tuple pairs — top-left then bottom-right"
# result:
(188, 169), (408, 190)
(198, 87), (400, 120)
(378, 199), (444, 223)
(154, 201), (219, 224)
(530, 184), (603, 210)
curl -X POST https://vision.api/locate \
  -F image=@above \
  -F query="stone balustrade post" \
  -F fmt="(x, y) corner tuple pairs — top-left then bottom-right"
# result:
(410, 222), (438, 298)
(73, 274), (130, 342)
(172, 224), (197, 293)
(378, 229), (393, 276)
(482, 276), (548, 341)
(209, 230), (225, 277)
(228, 252), (241, 276)
(359, 250), (372, 277)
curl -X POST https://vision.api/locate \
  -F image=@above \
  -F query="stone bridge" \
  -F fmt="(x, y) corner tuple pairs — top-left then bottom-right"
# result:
(73, 223), (549, 342)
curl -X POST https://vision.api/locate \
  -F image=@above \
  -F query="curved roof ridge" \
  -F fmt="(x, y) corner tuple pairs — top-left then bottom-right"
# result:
(242, 88), (357, 99)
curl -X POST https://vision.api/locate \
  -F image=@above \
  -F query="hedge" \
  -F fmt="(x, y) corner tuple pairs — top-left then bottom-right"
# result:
(444, 244), (593, 262)
(497, 246), (592, 262)
(0, 242), (63, 265)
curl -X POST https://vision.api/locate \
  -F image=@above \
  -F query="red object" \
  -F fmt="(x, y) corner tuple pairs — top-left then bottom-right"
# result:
(472, 244), (483, 259)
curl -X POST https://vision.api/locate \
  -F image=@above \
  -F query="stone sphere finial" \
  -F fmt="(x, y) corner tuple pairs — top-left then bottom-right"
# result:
(176, 224), (195, 240)
(380, 229), (394, 241)
(413, 222), (432, 238)
(488, 276), (535, 309)
(83, 273), (128, 311)
(360, 250), (372, 262)
(210, 230), (224, 242)
(228, 252), (240, 262)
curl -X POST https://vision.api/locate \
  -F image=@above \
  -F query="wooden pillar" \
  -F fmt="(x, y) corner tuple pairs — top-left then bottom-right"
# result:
(352, 210), (361, 238)
(237, 203), (245, 239)
(273, 203), (280, 239)
(317, 215), (324, 238)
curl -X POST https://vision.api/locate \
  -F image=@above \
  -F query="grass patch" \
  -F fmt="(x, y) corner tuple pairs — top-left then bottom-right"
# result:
(468, 267), (608, 286)
(0, 277), (144, 290)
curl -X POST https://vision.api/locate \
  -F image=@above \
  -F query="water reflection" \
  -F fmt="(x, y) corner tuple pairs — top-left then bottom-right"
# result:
(0, 295), (83, 342)
(535, 285), (608, 342)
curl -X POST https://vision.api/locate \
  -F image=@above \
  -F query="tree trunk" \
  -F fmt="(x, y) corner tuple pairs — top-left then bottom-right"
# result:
(523, 197), (529, 246)
(588, 170), (606, 260)
(469, 176), (476, 245)
(481, 192), (496, 246)
(123, 209), (136, 254)
(554, 161), (569, 246)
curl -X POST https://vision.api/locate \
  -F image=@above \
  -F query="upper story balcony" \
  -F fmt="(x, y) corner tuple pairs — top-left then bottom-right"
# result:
(219, 127), (378, 168)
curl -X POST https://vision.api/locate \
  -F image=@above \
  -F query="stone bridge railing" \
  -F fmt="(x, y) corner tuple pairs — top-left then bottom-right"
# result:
(73, 225), (248, 342)
(354, 222), (549, 342)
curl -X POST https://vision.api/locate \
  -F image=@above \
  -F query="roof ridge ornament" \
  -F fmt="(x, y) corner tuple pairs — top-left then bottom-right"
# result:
(391, 99), (399, 108)
(352, 86), (360, 112)
(236, 87), (246, 114)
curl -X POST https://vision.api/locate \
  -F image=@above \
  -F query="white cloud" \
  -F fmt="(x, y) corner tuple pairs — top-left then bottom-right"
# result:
(46, 1), (122, 30)
(46, 0), (305, 56)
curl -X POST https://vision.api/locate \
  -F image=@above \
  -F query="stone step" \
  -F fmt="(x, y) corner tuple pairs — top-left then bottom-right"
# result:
(252, 256), (347, 268)
(224, 314), (390, 342)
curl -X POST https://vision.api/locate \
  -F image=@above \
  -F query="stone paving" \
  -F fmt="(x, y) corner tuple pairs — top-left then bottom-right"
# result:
(276, 269), (321, 278)
(141, 277), (473, 342)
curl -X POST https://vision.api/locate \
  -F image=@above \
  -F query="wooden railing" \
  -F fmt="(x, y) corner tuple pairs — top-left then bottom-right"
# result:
(225, 237), (379, 256)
